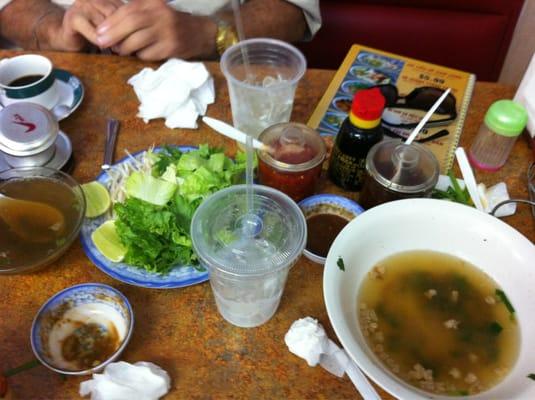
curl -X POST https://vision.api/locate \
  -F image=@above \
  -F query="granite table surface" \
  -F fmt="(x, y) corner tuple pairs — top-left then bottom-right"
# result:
(0, 50), (533, 400)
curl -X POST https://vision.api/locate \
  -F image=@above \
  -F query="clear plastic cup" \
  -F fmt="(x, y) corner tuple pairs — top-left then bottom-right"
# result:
(191, 184), (306, 328)
(220, 38), (306, 142)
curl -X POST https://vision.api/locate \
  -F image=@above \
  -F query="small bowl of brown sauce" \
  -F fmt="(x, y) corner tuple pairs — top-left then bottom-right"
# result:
(298, 194), (363, 264)
(31, 283), (134, 375)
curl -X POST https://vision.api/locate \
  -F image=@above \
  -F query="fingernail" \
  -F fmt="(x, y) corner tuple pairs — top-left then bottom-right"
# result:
(97, 24), (108, 34)
(97, 35), (109, 46)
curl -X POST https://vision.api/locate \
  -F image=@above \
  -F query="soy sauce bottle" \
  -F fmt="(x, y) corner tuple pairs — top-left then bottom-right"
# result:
(328, 87), (385, 191)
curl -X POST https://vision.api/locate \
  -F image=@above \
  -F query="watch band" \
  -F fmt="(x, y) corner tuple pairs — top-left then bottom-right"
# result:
(216, 21), (239, 57)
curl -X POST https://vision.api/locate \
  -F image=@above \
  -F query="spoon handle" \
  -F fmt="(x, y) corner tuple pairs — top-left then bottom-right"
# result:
(102, 118), (119, 170)
(345, 361), (381, 400)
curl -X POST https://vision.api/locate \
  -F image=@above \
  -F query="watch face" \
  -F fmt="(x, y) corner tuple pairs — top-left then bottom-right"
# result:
(216, 22), (238, 56)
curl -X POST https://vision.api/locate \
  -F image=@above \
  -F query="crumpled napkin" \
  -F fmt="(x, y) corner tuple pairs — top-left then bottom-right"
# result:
(128, 58), (215, 129)
(79, 361), (171, 400)
(284, 317), (350, 377)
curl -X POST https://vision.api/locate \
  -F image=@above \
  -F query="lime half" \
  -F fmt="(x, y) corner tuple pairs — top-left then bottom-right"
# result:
(91, 220), (127, 262)
(82, 181), (111, 218)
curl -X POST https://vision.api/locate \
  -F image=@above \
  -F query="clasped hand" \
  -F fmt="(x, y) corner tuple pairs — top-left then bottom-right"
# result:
(62, 0), (214, 60)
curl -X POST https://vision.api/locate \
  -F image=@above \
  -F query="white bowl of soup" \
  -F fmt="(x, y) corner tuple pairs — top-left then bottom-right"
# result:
(324, 198), (535, 399)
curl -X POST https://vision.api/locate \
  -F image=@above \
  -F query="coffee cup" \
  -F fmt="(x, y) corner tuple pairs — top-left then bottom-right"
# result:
(0, 54), (59, 109)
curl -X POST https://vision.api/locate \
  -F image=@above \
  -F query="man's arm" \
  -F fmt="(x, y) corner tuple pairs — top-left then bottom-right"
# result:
(95, 0), (308, 61)
(0, 0), (123, 51)
(0, 0), (66, 50)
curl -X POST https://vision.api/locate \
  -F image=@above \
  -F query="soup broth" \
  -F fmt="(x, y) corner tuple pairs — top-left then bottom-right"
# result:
(0, 177), (81, 269)
(357, 251), (519, 396)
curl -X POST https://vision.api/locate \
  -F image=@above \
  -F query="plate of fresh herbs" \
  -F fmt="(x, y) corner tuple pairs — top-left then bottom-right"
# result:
(80, 145), (247, 289)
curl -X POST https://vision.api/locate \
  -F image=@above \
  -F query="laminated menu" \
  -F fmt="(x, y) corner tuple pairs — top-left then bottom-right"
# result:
(307, 44), (476, 172)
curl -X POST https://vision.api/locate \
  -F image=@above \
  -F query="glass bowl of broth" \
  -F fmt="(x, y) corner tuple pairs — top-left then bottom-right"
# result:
(323, 199), (535, 399)
(0, 166), (86, 274)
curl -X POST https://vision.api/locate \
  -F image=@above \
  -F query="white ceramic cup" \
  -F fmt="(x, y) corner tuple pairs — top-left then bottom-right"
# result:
(0, 54), (59, 109)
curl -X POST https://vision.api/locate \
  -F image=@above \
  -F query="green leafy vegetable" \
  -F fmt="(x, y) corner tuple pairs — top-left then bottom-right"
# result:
(528, 373), (535, 381)
(495, 289), (515, 315)
(337, 256), (345, 271)
(114, 145), (247, 273)
(432, 170), (473, 206)
(125, 171), (177, 206)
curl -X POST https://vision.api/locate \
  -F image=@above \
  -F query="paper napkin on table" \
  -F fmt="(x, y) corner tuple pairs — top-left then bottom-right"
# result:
(285, 317), (350, 378)
(79, 361), (171, 400)
(128, 59), (215, 129)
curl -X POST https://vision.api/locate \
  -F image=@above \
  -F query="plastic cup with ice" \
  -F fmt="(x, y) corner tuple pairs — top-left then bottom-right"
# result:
(220, 38), (306, 142)
(191, 184), (306, 328)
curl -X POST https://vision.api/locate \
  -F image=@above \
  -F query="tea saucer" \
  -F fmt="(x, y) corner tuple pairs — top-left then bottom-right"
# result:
(0, 130), (72, 171)
(50, 69), (84, 120)
(0, 69), (84, 121)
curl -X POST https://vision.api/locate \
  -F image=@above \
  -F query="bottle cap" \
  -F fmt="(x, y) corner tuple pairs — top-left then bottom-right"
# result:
(351, 87), (385, 121)
(484, 100), (528, 137)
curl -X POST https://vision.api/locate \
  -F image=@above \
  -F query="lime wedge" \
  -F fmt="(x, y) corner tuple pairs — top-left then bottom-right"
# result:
(91, 220), (127, 262)
(82, 181), (111, 218)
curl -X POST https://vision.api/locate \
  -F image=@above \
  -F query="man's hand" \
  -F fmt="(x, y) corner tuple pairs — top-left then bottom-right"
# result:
(95, 0), (217, 61)
(59, 0), (123, 51)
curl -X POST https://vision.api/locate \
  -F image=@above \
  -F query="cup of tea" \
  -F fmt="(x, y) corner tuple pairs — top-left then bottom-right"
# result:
(0, 54), (59, 109)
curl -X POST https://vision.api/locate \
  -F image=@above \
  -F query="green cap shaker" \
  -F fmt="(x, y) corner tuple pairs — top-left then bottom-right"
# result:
(468, 100), (528, 171)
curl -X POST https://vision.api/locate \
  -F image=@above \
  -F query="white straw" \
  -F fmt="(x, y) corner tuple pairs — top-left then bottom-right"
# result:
(455, 147), (485, 212)
(202, 116), (265, 150)
(405, 88), (451, 145)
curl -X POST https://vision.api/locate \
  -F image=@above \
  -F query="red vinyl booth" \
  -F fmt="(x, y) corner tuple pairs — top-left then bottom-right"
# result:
(297, 0), (525, 81)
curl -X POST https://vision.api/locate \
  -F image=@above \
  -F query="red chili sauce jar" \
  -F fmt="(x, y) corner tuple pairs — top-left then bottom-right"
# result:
(257, 122), (326, 202)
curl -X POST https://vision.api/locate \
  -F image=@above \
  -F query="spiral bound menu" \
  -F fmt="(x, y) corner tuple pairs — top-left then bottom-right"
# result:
(308, 44), (476, 173)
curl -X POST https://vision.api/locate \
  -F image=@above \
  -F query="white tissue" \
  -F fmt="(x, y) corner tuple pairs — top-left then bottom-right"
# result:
(128, 59), (215, 129)
(285, 317), (349, 378)
(79, 361), (171, 400)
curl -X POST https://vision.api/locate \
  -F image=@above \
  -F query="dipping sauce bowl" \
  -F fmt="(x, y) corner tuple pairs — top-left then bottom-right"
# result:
(31, 283), (134, 375)
(298, 194), (363, 264)
(257, 122), (326, 202)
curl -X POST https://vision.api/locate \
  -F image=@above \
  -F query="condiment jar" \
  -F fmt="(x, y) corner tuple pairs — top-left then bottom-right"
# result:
(468, 100), (528, 171)
(257, 122), (326, 202)
(359, 139), (439, 209)
(0, 102), (58, 167)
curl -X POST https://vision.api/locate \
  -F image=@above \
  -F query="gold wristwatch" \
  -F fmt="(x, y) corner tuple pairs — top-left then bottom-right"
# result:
(216, 20), (238, 57)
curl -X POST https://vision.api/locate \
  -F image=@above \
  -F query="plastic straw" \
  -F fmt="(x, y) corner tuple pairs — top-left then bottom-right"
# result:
(405, 88), (451, 145)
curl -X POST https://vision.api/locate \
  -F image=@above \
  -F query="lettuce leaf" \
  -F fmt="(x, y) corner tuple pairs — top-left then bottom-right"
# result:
(113, 145), (248, 273)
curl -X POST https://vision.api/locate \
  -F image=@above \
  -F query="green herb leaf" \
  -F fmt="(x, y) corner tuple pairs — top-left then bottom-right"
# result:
(3, 359), (40, 377)
(337, 256), (345, 271)
(495, 289), (515, 315)
(528, 373), (535, 381)
(488, 321), (503, 336)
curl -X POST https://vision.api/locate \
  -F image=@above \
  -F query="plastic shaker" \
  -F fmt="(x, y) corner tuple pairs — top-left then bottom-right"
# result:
(468, 100), (528, 171)
(191, 184), (306, 328)
(359, 139), (440, 209)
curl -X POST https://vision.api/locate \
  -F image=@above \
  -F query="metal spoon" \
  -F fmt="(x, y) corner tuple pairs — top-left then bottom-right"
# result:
(0, 192), (65, 242)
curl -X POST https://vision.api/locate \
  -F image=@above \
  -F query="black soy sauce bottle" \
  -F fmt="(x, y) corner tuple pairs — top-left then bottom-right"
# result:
(328, 87), (386, 191)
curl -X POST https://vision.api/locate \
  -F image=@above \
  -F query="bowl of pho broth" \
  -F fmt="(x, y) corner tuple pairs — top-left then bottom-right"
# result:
(0, 166), (86, 274)
(324, 198), (535, 399)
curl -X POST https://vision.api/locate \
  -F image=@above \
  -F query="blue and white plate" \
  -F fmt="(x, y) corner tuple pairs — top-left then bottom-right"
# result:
(80, 146), (209, 289)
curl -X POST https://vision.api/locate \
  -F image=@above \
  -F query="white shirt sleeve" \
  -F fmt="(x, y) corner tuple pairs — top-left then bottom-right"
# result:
(0, 0), (13, 11)
(284, 0), (321, 39)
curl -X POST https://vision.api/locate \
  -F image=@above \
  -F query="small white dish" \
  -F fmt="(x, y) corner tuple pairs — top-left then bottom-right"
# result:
(0, 130), (71, 171)
(324, 198), (535, 400)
